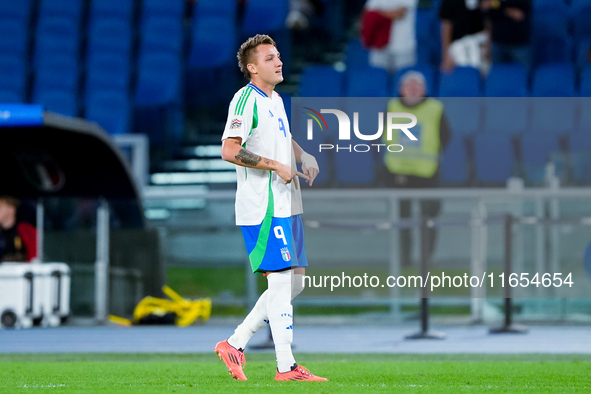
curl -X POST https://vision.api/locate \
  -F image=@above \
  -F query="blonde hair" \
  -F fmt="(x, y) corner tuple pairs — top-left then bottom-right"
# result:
(237, 34), (277, 79)
(0, 196), (20, 208)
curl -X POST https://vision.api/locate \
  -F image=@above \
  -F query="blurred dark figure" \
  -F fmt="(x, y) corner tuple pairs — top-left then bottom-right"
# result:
(439, 0), (487, 73)
(482, 0), (532, 70)
(383, 71), (451, 267)
(0, 196), (37, 262)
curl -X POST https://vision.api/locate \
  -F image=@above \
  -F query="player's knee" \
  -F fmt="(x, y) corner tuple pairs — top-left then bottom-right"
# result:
(291, 274), (305, 299)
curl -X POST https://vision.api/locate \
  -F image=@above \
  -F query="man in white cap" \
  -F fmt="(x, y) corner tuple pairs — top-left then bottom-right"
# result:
(382, 70), (452, 267)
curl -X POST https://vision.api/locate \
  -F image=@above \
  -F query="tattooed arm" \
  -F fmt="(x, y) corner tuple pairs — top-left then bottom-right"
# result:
(222, 137), (293, 184)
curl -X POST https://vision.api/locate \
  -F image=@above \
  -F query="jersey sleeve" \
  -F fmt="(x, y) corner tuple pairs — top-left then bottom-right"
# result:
(221, 89), (256, 144)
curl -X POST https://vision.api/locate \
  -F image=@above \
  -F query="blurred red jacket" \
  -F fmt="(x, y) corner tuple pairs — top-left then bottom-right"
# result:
(360, 10), (392, 50)
(17, 222), (37, 262)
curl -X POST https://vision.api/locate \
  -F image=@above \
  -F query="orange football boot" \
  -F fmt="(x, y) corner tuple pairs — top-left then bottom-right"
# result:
(214, 340), (247, 381)
(275, 365), (328, 382)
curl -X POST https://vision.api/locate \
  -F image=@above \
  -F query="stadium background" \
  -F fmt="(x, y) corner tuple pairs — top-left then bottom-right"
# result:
(1, 0), (591, 329)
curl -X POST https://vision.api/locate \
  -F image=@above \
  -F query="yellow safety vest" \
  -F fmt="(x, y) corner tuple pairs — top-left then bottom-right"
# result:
(383, 98), (444, 178)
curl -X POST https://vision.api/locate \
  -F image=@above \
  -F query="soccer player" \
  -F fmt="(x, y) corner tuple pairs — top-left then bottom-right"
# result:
(215, 34), (327, 382)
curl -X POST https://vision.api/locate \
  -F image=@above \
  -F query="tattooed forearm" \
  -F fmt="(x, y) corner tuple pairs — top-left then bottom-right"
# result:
(235, 148), (262, 167)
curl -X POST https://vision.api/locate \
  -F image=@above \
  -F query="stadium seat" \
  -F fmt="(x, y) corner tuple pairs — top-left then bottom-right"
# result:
(90, 0), (135, 21)
(482, 97), (529, 136)
(241, 0), (291, 74)
(140, 17), (184, 55)
(0, 20), (29, 57)
(572, 1), (591, 47)
(530, 97), (576, 136)
(345, 39), (369, 71)
(33, 89), (78, 117)
(533, 0), (569, 12)
(186, 14), (237, 107)
(577, 97), (591, 132)
(35, 17), (80, 64)
(0, 55), (27, 102)
(521, 133), (562, 185)
(533, 34), (574, 66)
(440, 135), (469, 185)
(39, 0), (84, 23)
(532, 7), (569, 40)
(134, 53), (183, 144)
(242, 0), (288, 35)
(0, 19), (29, 60)
(87, 19), (133, 59)
(392, 64), (437, 97)
(573, 11), (591, 45)
(298, 65), (345, 97)
(416, 8), (437, 65)
(0, 0), (32, 23)
(0, 91), (23, 103)
(194, 0), (237, 19)
(440, 97), (482, 136)
(572, 0), (591, 9)
(438, 67), (481, 97)
(86, 91), (131, 135)
(575, 38), (591, 70)
(142, 0), (186, 20)
(531, 64), (576, 97)
(485, 63), (528, 97)
(580, 66), (591, 96)
(345, 67), (389, 97)
(189, 15), (236, 68)
(318, 0), (346, 43)
(35, 55), (80, 93)
(473, 133), (515, 185)
(333, 137), (377, 186)
(567, 132), (591, 184)
(85, 54), (131, 100)
(135, 53), (182, 106)
(531, 3), (571, 65)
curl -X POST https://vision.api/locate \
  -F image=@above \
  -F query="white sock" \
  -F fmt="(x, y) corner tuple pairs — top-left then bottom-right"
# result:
(226, 273), (305, 351)
(291, 273), (305, 299)
(267, 270), (296, 373)
(228, 290), (269, 350)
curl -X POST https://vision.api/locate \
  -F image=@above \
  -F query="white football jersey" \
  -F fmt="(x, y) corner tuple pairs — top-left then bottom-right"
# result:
(222, 82), (303, 226)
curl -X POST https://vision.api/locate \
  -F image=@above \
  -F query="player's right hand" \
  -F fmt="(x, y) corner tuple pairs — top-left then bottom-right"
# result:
(276, 163), (294, 185)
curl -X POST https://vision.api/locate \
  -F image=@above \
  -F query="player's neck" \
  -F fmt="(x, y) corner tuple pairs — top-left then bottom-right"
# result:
(248, 79), (274, 98)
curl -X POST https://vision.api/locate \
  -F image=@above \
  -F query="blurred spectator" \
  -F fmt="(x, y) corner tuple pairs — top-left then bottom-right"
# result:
(439, 0), (487, 73)
(0, 196), (37, 263)
(382, 71), (451, 266)
(482, 0), (532, 70)
(286, 0), (318, 30)
(362, 0), (418, 72)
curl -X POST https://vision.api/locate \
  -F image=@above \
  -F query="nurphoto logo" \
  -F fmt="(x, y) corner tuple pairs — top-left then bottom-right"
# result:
(304, 108), (418, 153)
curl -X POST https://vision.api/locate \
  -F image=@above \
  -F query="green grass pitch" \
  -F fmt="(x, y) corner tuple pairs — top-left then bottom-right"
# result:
(1, 353), (590, 393)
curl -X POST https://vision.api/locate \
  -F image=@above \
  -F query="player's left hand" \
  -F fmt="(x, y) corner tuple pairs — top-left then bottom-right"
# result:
(300, 152), (319, 186)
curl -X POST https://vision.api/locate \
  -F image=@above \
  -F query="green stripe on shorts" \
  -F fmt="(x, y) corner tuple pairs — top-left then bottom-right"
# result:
(248, 174), (274, 273)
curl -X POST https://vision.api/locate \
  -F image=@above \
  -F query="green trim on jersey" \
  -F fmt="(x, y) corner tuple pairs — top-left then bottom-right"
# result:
(242, 98), (258, 182)
(251, 98), (258, 132)
(235, 87), (253, 116)
(248, 174), (274, 273)
(242, 140), (248, 181)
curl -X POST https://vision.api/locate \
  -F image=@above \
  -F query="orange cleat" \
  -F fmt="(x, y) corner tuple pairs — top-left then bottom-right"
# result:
(214, 340), (247, 381)
(275, 365), (328, 382)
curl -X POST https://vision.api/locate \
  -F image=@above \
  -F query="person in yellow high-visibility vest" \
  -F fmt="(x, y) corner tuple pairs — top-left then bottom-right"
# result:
(383, 71), (451, 267)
